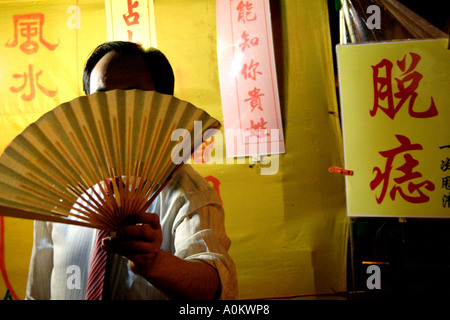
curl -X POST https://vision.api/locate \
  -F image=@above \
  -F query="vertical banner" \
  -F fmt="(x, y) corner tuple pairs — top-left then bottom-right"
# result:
(105, 0), (157, 47)
(216, 0), (284, 157)
(338, 39), (450, 218)
(0, 0), (107, 299)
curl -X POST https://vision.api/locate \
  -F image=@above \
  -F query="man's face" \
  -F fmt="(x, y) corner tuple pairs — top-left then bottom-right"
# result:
(89, 51), (155, 94)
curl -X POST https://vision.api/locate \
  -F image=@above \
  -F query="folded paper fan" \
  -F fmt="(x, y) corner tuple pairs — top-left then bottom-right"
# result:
(0, 90), (220, 230)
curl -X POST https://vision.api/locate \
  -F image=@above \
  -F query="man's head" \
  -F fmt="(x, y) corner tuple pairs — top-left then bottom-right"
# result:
(83, 41), (174, 95)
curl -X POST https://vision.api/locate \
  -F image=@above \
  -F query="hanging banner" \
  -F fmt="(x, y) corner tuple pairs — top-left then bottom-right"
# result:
(338, 39), (450, 218)
(216, 0), (284, 158)
(0, 0), (108, 299)
(105, 0), (157, 47)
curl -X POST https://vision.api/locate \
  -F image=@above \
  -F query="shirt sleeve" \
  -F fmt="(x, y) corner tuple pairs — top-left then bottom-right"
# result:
(25, 221), (54, 300)
(172, 204), (238, 300)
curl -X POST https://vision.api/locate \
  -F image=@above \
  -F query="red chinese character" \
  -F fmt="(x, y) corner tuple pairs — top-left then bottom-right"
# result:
(191, 136), (215, 164)
(10, 64), (58, 101)
(123, 0), (140, 26)
(370, 52), (438, 119)
(244, 87), (264, 111)
(126, 30), (142, 45)
(241, 59), (262, 80)
(239, 31), (259, 52)
(246, 117), (269, 138)
(236, 1), (256, 23)
(5, 13), (59, 55)
(204, 175), (223, 205)
(370, 134), (435, 204)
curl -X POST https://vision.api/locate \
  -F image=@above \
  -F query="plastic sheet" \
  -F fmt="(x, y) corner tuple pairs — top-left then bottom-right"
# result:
(339, 0), (448, 44)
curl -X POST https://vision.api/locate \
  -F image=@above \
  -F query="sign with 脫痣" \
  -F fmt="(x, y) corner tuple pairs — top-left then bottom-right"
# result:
(216, 0), (285, 157)
(338, 39), (450, 218)
(104, 0), (157, 47)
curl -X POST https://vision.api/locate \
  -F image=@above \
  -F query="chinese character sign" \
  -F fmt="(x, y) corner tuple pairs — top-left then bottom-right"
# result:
(104, 0), (157, 47)
(5, 13), (59, 55)
(338, 39), (450, 217)
(216, 0), (285, 157)
(3, 12), (60, 104)
(0, 0), (108, 300)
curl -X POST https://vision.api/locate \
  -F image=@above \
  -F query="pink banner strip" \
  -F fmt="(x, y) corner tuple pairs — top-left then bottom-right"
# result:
(217, 0), (284, 157)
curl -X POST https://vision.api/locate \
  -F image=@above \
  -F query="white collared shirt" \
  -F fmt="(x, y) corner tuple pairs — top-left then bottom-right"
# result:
(25, 165), (238, 300)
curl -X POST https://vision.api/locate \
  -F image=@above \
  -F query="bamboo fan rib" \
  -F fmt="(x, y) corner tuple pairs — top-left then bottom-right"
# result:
(0, 90), (220, 230)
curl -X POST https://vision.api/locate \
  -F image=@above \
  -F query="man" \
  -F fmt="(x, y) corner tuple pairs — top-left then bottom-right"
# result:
(26, 41), (238, 300)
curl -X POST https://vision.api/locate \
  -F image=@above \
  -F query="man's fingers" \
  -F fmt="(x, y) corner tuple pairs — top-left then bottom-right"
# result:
(102, 239), (159, 256)
(120, 212), (160, 228)
(103, 212), (163, 270)
(111, 223), (160, 242)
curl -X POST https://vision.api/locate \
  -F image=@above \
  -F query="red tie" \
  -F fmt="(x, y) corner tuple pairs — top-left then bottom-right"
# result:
(86, 229), (109, 300)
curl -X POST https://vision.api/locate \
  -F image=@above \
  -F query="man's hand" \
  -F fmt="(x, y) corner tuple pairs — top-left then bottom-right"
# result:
(101, 212), (163, 277)
(100, 211), (220, 299)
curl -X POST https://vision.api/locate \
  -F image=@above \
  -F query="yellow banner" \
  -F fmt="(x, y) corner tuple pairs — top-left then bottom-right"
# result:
(338, 39), (450, 217)
(0, 0), (107, 300)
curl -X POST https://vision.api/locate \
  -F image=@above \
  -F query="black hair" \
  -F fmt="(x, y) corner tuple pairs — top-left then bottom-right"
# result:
(82, 41), (175, 95)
